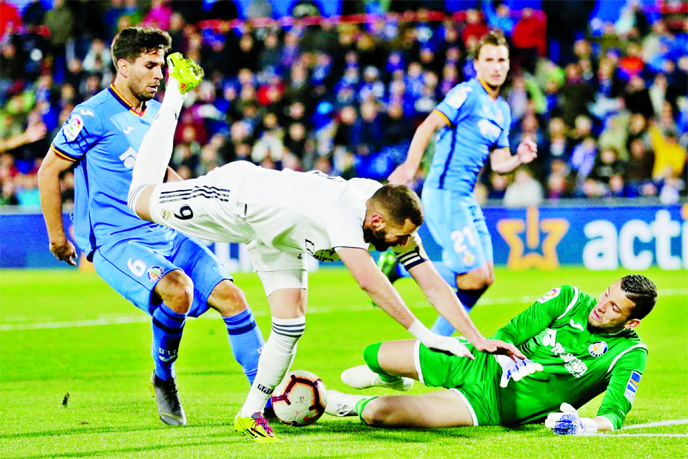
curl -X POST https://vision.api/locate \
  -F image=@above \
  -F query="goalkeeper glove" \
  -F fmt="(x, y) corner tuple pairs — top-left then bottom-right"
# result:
(545, 403), (598, 436)
(494, 354), (543, 388)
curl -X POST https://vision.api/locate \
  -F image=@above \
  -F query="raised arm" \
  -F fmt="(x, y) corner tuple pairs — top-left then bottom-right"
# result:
(388, 110), (449, 185)
(337, 247), (473, 358)
(489, 138), (538, 175)
(37, 149), (78, 265)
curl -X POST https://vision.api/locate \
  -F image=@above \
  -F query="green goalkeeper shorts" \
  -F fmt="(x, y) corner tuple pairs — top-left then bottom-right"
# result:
(415, 340), (502, 426)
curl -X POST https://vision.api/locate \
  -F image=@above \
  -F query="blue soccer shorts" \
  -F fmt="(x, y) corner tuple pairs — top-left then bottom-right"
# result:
(92, 232), (231, 317)
(421, 187), (493, 274)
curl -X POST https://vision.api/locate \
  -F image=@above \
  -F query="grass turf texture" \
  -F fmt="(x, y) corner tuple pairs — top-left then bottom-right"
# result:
(1, 267), (686, 458)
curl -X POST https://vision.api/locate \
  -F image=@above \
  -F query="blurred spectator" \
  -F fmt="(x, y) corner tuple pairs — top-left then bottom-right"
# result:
(251, 112), (284, 166)
(511, 8), (547, 72)
(570, 136), (598, 189)
(23, 0), (48, 30)
(598, 114), (629, 161)
(589, 147), (625, 186)
(43, 0), (74, 67)
(504, 168), (544, 208)
(542, 117), (571, 173)
(142, 0), (172, 30)
(623, 74), (653, 119)
(649, 123), (686, 180)
(558, 63), (595, 128)
(626, 137), (655, 191)
(353, 101), (384, 156)
(461, 9), (488, 49)
(482, 0), (516, 37)
(0, 0), (21, 40)
(82, 39), (114, 84)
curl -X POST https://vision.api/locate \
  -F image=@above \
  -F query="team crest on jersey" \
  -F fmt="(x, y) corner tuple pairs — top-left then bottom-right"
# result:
(160, 209), (171, 220)
(63, 115), (84, 141)
(537, 287), (561, 303)
(147, 266), (164, 282)
(463, 251), (476, 266)
(624, 371), (642, 403)
(588, 341), (608, 357)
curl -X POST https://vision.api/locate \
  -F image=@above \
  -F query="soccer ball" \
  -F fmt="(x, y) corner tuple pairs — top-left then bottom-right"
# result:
(270, 370), (327, 426)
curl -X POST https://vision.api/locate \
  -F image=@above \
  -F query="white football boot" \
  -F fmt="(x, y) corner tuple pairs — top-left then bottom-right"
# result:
(325, 390), (369, 417)
(341, 364), (414, 391)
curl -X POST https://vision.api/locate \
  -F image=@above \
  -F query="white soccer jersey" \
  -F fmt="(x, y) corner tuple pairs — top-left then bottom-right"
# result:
(149, 161), (425, 279)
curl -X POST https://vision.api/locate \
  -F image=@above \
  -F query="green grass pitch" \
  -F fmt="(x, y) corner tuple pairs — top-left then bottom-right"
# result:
(1, 267), (686, 458)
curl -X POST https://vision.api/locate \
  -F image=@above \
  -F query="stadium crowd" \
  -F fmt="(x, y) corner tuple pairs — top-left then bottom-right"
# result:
(0, 0), (686, 210)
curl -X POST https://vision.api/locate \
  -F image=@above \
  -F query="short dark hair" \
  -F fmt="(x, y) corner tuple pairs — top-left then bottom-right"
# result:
(111, 27), (171, 68)
(621, 274), (658, 320)
(476, 29), (509, 59)
(370, 184), (423, 227)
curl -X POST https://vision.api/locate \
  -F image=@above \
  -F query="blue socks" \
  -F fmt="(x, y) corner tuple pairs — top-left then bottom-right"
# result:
(223, 308), (265, 386)
(430, 263), (487, 337)
(151, 303), (187, 380)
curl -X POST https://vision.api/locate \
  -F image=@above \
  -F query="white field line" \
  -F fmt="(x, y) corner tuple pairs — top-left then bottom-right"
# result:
(623, 419), (688, 429)
(599, 433), (688, 437)
(2, 288), (687, 332)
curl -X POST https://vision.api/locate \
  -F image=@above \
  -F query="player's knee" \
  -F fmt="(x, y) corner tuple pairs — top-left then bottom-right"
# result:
(156, 270), (194, 314)
(209, 280), (248, 317)
(458, 267), (492, 290)
(361, 398), (395, 426)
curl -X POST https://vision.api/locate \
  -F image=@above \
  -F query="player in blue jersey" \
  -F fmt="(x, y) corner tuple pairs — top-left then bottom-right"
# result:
(37, 27), (267, 426)
(386, 30), (538, 336)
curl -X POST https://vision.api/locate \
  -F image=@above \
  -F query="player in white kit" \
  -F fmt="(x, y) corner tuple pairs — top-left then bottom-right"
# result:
(128, 55), (524, 442)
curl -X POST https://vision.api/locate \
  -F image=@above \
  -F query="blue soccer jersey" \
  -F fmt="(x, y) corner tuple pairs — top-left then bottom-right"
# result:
(424, 78), (512, 194)
(51, 85), (175, 256)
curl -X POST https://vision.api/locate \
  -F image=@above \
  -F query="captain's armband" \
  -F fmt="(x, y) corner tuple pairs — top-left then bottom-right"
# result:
(396, 247), (427, 270)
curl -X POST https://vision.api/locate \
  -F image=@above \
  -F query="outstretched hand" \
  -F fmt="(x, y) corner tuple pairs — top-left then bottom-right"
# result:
(473, 339), (526, 359)
(50, 239), (78, 266)
(423, 334), (475, 360)
(388, 163), (417, 185)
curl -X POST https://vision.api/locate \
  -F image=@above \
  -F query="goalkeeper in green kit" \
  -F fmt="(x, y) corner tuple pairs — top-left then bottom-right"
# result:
(326, 275), (657, 435)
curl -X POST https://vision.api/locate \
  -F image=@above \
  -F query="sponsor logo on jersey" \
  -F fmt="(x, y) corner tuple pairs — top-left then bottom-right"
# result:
(537, 287), (561, 303)
(551, 342), (588, 378)
(63, 115), (84, 141)
(446, 86), (470, 108)
(624, 370), (642, 403)
(588, 341), (608, 357)
(123, 126), (134, 134)
(80, 109), (95, 117)
(147, 265), (164, 282)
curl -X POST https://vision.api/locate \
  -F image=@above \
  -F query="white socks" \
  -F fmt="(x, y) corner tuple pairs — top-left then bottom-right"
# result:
(128, 78), (186, 210)
(239, 316), (306, 416)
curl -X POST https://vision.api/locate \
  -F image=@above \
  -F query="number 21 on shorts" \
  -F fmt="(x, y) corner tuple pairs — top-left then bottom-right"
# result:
(451, 226), (477, 266)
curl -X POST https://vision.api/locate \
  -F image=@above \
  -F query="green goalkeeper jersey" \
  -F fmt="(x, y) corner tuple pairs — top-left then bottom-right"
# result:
(493, 285), (647, 430)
